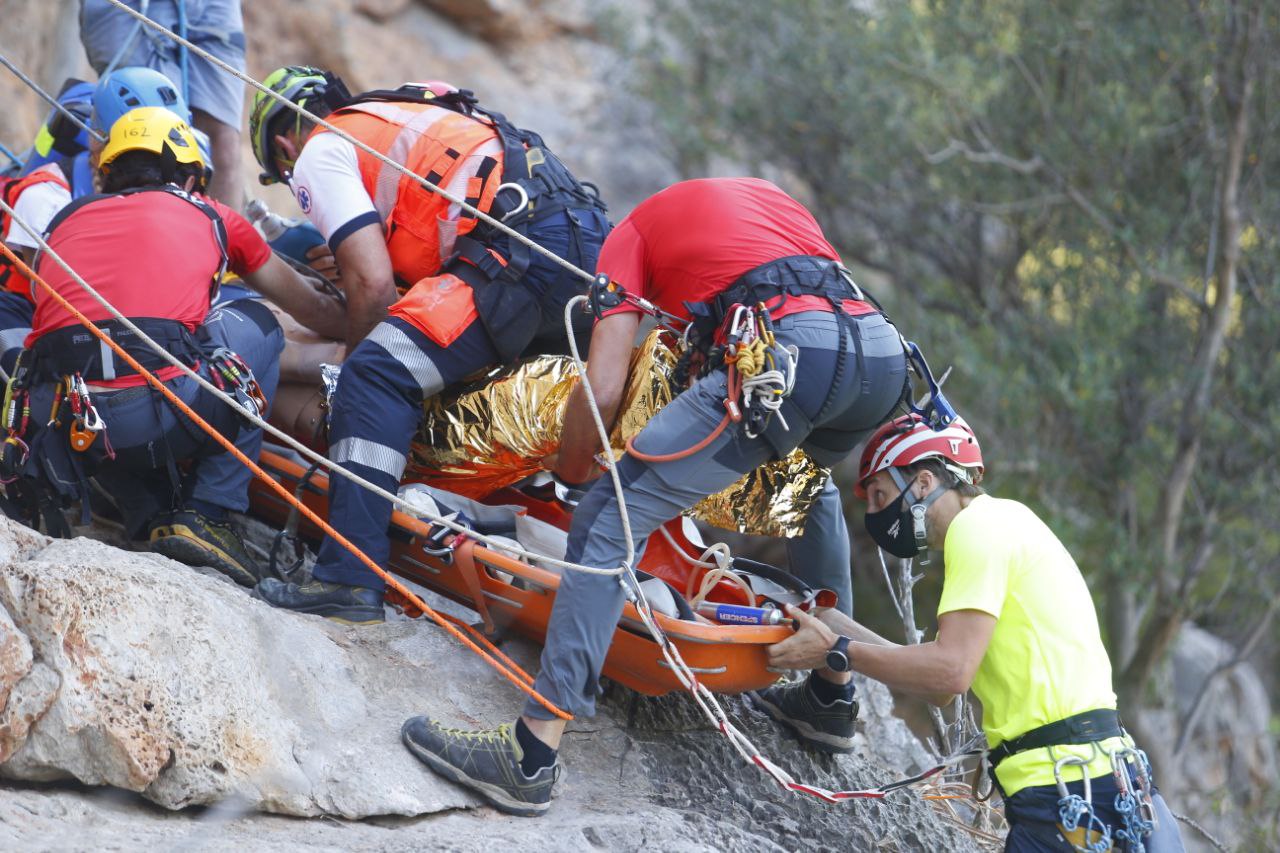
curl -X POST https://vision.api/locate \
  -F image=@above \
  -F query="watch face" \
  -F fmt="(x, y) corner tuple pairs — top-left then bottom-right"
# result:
(826, 650), (849, 673)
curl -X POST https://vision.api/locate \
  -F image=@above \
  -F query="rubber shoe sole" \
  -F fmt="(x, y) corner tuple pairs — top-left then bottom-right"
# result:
(248, 586), (384, 626)
(750, 690), (856, 754)
(150, 524), (258, 588)
(400, 723), (549, 817)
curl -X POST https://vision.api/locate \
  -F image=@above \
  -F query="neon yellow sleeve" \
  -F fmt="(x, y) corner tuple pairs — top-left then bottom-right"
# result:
(937, 501), (1012, 619)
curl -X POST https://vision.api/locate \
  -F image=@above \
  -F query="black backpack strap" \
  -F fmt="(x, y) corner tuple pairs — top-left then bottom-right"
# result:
(41, 185), (229, 298)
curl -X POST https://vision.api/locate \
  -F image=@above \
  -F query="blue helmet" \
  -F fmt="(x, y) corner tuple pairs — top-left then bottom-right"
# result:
(21, 79), (95, 174)
(91, 66), (188, 134)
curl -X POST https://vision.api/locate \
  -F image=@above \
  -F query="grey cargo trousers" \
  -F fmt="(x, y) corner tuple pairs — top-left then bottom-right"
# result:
(526, 309), (908, 720)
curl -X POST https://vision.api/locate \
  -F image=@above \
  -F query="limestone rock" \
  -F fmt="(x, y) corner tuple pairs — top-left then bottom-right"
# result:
(0, 514), (980, 849)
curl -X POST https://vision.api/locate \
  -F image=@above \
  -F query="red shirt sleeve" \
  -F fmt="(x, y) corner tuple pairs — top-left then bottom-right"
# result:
(207, 198), (272, 277)
(594, 216), (649, 318)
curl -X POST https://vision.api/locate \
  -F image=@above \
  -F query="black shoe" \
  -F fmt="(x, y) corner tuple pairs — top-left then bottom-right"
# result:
(401, 717), (557, 817)
(252, 577), (385, 625)
(149, 510), (260, 587)
(751, 675), (858, 753)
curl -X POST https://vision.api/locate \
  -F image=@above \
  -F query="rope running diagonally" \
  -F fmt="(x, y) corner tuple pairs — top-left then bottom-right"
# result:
(0, 237), (571, 720)
(0, 199), (623, 581)
(0, 52), (107, 144)
(34, 6), (982, 807)
(101, 0), (595, 286)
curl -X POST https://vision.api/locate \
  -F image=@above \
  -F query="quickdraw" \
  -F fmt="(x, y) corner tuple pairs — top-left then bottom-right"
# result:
(1110, 746), (1158, 852)
(0, 364), (32, 479)
(1050, 741), (1159, 853)
(1053, 748), (1113, 853)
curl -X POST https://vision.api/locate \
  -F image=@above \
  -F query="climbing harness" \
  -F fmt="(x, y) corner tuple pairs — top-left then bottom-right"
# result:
(0, 236), (574, 721)
(11, 10), (992, 809)
(624, 301), (797, 463)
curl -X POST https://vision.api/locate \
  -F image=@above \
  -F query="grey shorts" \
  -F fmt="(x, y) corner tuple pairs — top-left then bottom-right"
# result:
(80, 0), (247, 130)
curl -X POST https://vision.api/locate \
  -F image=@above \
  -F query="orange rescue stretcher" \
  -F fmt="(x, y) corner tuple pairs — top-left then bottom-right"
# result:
(247, 449), (795, 696)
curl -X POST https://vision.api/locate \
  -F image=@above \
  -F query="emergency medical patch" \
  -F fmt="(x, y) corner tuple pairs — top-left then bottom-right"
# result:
(297, 186), (312, 213)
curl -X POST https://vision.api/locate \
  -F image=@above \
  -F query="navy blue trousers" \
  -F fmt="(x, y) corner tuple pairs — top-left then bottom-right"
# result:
(312, 207), (610, 590)
(0, 290), (33, 377)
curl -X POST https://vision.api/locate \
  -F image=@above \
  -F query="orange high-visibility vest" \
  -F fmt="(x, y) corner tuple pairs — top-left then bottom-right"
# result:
(0, 163), (71, 299)
(313, 101), (504, 286)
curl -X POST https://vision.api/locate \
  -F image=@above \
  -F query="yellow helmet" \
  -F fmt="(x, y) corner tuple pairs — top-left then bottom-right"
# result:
(99, 106), (205, 173)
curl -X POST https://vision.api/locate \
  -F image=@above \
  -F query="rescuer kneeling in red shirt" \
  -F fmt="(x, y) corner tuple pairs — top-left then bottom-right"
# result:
(3, 108), (345, 585)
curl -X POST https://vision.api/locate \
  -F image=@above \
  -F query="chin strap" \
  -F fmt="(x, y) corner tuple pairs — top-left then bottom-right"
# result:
(890, 469), (949, 564)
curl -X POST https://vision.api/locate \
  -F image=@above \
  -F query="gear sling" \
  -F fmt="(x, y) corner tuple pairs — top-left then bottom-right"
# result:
(315, 79), (608, 363)
(0, 185), (267, 535)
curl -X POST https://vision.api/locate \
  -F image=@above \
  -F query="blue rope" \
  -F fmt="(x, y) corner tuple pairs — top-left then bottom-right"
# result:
(0, 140), (25, 168)
(102, 0), (151, 77)
(1058, 793), (1114, 853)
(176, 0), (189, 107)
(1113, 751), (1156, 853)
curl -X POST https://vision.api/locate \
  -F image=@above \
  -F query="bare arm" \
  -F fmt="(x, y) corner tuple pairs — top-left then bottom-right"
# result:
(333, 223), (397, 348)
(553, 311), (643, 484)
(242, 254), (347, 341)
(767, 606), (996, 707)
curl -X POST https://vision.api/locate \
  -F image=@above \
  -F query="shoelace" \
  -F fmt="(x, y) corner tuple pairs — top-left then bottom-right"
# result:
(435, 723), (512, 746)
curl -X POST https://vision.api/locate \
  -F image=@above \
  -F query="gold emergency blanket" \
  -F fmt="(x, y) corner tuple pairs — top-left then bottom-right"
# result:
(409, 331), (828, 537)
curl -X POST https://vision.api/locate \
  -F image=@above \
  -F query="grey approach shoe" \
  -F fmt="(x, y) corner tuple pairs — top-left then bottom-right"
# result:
(401, 717), (557, 817)
(751, 676), (859, 753)
(252, 578), (385, 625)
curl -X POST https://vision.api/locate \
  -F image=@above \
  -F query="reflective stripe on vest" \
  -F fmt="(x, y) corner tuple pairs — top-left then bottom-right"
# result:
(1, 163), (71, 298)
(313, 102), (504, 284)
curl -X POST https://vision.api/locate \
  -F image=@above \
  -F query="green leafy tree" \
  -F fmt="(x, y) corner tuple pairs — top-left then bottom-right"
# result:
(616, 0), (1278, 806)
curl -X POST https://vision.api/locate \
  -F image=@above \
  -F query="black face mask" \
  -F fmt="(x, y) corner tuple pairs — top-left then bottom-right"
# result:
(864, 479), (947, 560)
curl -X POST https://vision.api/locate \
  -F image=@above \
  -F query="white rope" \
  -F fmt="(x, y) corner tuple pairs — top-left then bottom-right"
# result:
(100, 0), (595, 286)
(0, 53), (108, 144)
(29, 6), (960, 804)
(562, 295), (636, 569)
(0, 198), (620, 577)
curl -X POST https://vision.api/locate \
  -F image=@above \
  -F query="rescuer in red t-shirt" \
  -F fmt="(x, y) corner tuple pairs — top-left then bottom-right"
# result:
(403, 178), (914, 816)
(13, 108), (345, 586)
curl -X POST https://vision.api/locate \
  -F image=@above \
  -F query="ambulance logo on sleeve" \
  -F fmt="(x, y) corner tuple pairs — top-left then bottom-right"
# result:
(297, 186), (312, 213)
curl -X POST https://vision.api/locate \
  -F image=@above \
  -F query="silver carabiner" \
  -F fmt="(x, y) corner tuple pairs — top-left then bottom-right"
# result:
(496, 182), (529, 222)
(1050, 742), (1100, 802)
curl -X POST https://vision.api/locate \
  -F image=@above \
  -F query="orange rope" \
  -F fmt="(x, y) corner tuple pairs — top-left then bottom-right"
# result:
(624, 366), (742, 463)
(0, 242), (570, 720)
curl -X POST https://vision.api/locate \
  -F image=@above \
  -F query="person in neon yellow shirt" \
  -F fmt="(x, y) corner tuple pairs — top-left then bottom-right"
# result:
(761, 414), (1185, 852)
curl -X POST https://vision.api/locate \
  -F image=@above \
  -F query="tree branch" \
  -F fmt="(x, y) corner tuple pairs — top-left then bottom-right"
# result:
(1173, 588), (1280, 757)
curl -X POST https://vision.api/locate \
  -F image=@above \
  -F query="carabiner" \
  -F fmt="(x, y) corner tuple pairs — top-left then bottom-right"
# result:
(904, 341), (958, 430)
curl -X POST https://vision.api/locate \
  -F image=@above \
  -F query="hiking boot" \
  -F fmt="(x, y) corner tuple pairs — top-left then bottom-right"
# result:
(401, 717), (557, 817)
(149, 510), (260, 587)
(252, 577), (385, 625)
(751, 675), (858, 753)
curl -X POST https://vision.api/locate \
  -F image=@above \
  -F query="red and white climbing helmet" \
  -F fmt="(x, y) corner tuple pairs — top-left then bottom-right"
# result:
(854, 414), (984, 498)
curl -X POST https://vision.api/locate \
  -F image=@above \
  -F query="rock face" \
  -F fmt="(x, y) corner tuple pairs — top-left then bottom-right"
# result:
(0, 515), (979, 849)
(1132, 623), (1279, 851)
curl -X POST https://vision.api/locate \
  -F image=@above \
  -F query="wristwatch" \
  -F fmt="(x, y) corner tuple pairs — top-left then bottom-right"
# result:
(825, 635), (852, 673)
